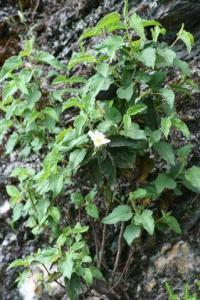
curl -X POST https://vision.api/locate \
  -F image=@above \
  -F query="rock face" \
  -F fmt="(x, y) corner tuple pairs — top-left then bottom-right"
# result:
(146, 0), (200, 30)
(1, 0), (200, 62)
(142, 0), (200, 59)
(35, 0), (200, 61)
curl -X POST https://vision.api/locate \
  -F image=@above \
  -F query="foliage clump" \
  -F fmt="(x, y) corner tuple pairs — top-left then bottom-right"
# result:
(165, 282), (199, 300)
(1, 1), (200, 298)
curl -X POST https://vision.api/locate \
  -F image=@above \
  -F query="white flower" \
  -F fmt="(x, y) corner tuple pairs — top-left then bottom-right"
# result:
(88, 130), (110, 147)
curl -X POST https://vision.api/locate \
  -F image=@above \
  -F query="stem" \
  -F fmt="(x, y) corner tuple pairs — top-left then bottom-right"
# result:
(113, 222), (125, 273)
(91, 221), (100, 265)
(108, 246), (134, 293)
(78, 209), (81, 223)
(123, 0), (132, 44)
(123, 0), (129, 20)
(170, 37), (179, 48)
(123, 246), (135, 279)
(28, 191), (38, 216)
(41, 263), (65, 290)
(98, 223), (107, 268)
(32, 0), (41, 19)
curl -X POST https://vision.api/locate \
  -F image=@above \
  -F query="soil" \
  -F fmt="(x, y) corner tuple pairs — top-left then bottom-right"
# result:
(0, 1), (200, 299)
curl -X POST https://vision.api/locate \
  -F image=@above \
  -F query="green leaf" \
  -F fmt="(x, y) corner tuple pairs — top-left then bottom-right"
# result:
(51, 174), (64, 197)
(66, 274), (81, 300)
(68, 53), (96, 70)
(0, 56), (23, 82)
(79, 27), (101, 42)
(97, 120), (113, 133)
(85, 190), (97, 202)
(15, 76), (29, 95)
(172, 118), (190, 137)
(11, 167), (35, 181)
(62, 98), (82, 112)
(185, 166), (200, 191)
(88, 158), (103, 186)
(177, 24), (194, 53)
(96, 35), (124, 58)
(25, 84), (41, 107)
(6, 185), (21, 203)
(90, 266), (103, 280)
(36, 51), (62, 69)
(86, 203), (99, 219)
(6, 185), (19, 197)
(48, 207), (61, 224)
(26, 111), (40, 128)
(71, 192), (84, 208)
(2, 81), (17, 100)
(148, 71), (167, 90)
(69, 149), (87, 171)
(177, 144), (193, 161)
(83, 268), (93, 286)
(173, 58), (191, 77)
(13, 203), (23, 222)
(129, 13), (145, 39)
(117, 83), (134, 101)
(36, 199), (50, 222)
(111, 147), (135, 169)
(151, 26), (166, 42)
(157, 48), (176, 66)
(0, 119), (12, 137)
(96, 12), (121, 30)
(129, 188), (147, 200)
(43, 107), (59, 121)
(122, 122), (146, 140)
(74, 113), (87, 136)
(142, 20), (161, 28)
(161, 211), (181, 234)
(134, 209), (155, 235)
(123, 224), (141, 246)
(154, 141), (175, 165)
(100, 152), (116, 187)
(126, 104), (147, 116)
(6, 132), (19, 154)
(96, 63), (109, 77)
(160, 88), (175, 109)
(161, 117), (171, 138)
(109, 136), (136, 148)
(52, 75), (68, 84)
(102, 205), (133, 224)
(59, 254), (74, 279)
(9, 258), (29, 269)
(139, 47), (156, 69)
(155, 174), (177, 194)
(146, 128), (161, 147)
(79, 12), (122, 42)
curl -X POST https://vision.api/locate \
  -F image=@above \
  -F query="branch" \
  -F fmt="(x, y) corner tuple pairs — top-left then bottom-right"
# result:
(108, 245), (135, 293)
(91, 221), (99, 265)
(113, 222), (125, 273)
(98, 223), (107, 268)
(41, 263), (65, 290)
(32, 0), (41, 19)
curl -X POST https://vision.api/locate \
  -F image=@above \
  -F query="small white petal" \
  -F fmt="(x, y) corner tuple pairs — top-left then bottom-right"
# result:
(103, 138), (111, 144)
(88, 130), (110, 147)
(88, 130), (95, 139)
